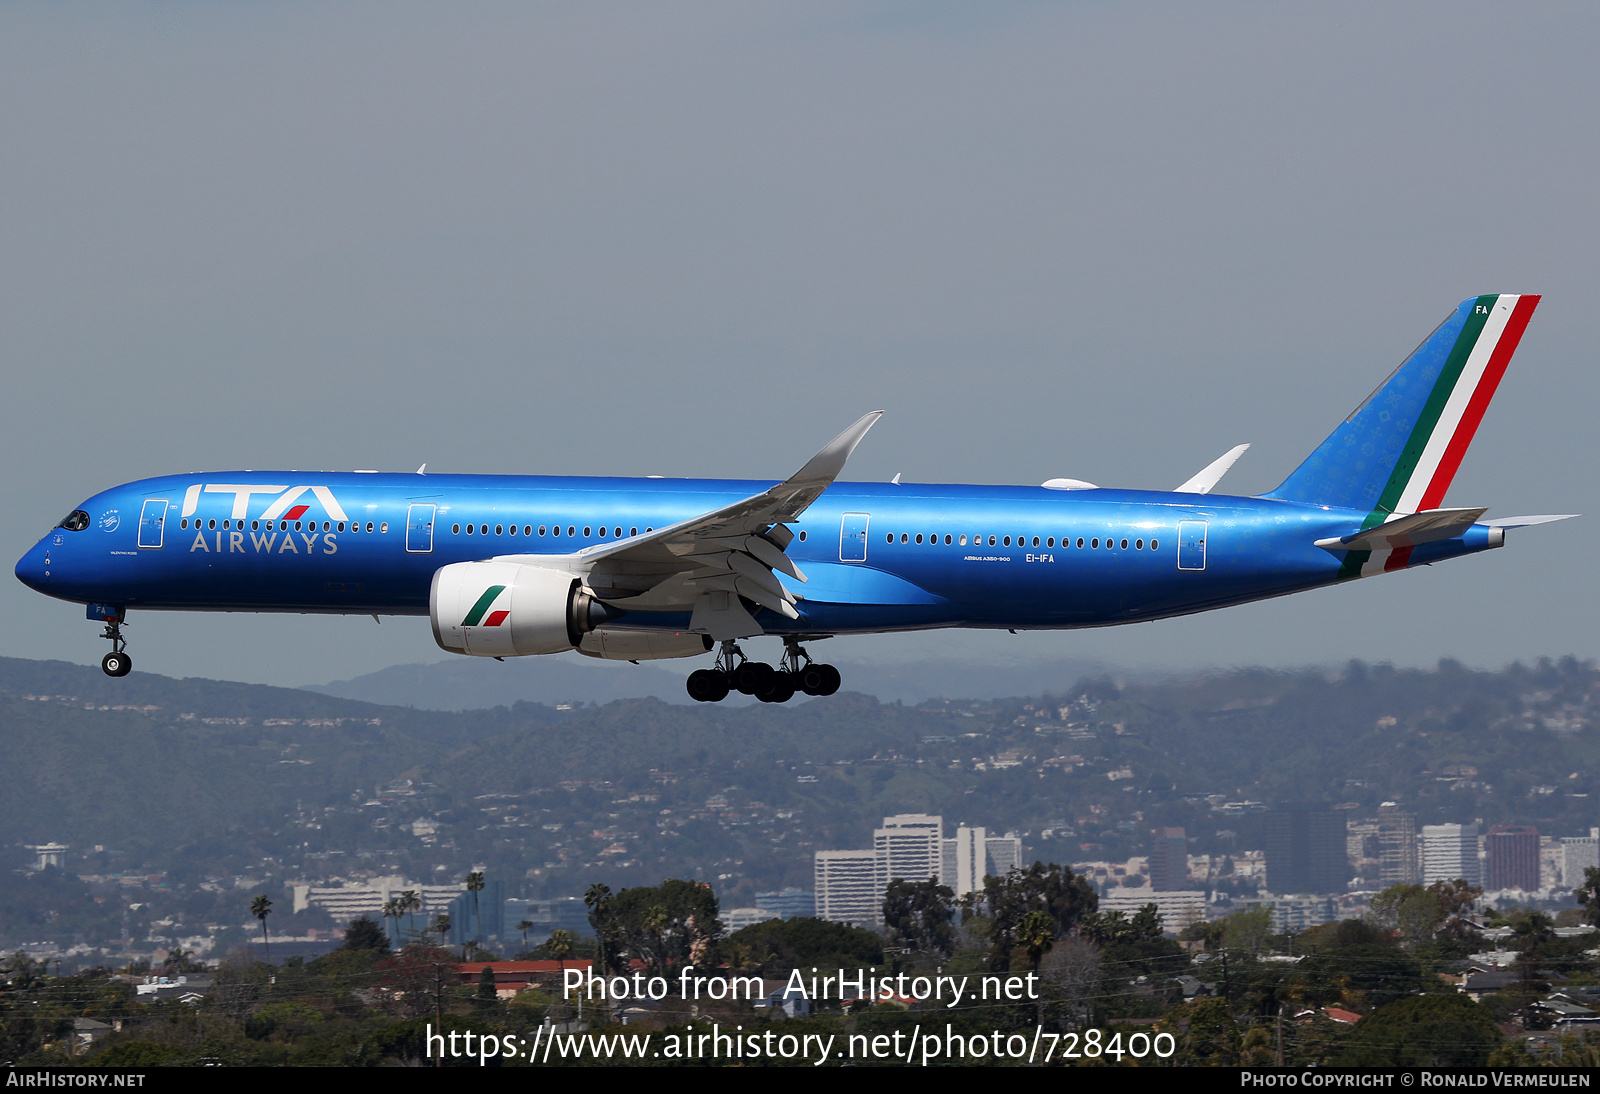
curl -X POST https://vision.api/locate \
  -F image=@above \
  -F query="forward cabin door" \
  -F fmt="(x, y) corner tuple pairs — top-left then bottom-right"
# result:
(137, 499), (168, 549)
(1177, 520), (1207, 571)
(839, 512), (870, 562)
(406, 504), (436, 553)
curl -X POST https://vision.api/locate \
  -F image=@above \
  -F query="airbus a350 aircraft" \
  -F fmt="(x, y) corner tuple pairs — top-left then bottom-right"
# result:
(15, 294), (1573, 702)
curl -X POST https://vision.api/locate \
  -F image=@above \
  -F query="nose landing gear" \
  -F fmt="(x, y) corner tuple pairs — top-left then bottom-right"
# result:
(94, 606), (131, 677)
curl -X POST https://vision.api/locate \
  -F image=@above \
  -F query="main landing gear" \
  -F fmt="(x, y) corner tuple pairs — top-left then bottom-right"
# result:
(685, 637), (842, 704)
(98, 610), (131, 678)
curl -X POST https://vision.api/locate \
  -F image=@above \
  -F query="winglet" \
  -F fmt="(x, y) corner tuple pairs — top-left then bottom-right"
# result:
(770, 411), (884, 518)
(1176, 444), (1250, 494)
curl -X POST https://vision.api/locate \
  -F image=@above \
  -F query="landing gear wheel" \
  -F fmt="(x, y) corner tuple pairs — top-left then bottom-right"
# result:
(758, 672), (797, 704)
(733, 661), (774, 696)
(799, 663), (841, 696)
(101, 651), (132, 678)
(686, 669), (730, 703)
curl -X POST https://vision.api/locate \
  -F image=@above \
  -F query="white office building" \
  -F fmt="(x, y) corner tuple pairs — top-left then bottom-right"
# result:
(1421, 824), (1480, 886)
(815, 851), (883, 926)
(874, 814), (944, 889)
(1562, 831), (1600, 887)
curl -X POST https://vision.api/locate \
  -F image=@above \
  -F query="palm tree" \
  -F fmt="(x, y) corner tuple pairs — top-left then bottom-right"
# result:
(251, 895), (273, 962)
(466, 871), (486, 951)
(516, 919), (534, 953)
(399, 890), (421, 943)
(584, 883), (612, 973)
(433, 913), (454, 952)
(382, 898), (402, 947)
(1018, 909), (1055, 1024)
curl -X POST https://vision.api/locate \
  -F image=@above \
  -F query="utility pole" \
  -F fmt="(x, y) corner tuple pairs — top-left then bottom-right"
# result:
(432, 961), (446, 1068)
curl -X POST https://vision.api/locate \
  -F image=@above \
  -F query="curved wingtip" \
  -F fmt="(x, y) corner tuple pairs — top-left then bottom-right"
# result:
(793, 411), (885, 485)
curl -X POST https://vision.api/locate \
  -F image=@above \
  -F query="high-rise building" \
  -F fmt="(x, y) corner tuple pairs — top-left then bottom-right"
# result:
(986, 834), (1024, 877)
(1421, 823), (1480, 886)
(1264, 807), (1349, 894)
(1377, 804), (1421, 886)
(874, 814), (943, 889)
(1562, 831), (1600, 888)
(815, 850), (883, 925)
(947, 826), (987, 897)
(1149, 828), (1189, 891)
(1486, 826), (1541, 892)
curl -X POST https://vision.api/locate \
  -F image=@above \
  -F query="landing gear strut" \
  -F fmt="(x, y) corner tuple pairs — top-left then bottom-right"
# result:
(684, 637), (840, 703)
(98, 610), (131, 678)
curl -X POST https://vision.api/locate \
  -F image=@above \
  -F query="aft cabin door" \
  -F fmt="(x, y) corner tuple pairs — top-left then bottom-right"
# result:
(839, 512), (870, 562)
(406, 504), (436, 553)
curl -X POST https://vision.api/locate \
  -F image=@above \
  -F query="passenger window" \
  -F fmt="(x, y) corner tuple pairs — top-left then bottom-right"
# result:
(959, 534), (967, 546)
(1091, 538), (1099, 548)
(466, 524), (474, 535)
(901, 533), (908, 544)
(631, 527), (639, 537)
(798, 530), (807, 542)
(496, 525), (504, 536)
(598, 527), (606, 538)
(180, 519), (188, 529)
(1136, 539), (1143, 549)
(944, 534), (952, 545)
(1046, 537), (1054, 547)
(568, 526), (576, 537)
(583, 526), (592, 537)
(988, 535), (996, 546)
(915, 534), (923, 544)
(367, 522), (375, 533)
(1032, 536), (1040, 547)
(380, 522), (388, 533)
(887, 534), (894, 544)
(1151, 539), (1159, 550)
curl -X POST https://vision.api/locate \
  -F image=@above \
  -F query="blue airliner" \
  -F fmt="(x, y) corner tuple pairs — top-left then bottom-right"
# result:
(15, 295), (1573, 701)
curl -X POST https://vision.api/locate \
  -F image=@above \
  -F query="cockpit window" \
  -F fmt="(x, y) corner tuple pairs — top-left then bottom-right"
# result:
(57, 510), (90, 531)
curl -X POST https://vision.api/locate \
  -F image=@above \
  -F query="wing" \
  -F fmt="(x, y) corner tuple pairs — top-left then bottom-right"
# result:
(535, 412), (883, 632)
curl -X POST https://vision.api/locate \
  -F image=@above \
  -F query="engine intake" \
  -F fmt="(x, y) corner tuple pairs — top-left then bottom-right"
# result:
(430, 561), (622, 657)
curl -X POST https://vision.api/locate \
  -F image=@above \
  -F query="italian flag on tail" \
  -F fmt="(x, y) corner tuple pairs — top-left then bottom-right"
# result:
(1339, 293), (1540, 579)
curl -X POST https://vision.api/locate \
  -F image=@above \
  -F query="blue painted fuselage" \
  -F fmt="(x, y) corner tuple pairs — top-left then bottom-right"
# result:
(14, 471), (1498, 634)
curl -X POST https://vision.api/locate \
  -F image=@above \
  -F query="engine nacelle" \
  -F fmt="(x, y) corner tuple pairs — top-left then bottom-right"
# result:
(430, 561), (619, 657)
(577, 628), (713, 661)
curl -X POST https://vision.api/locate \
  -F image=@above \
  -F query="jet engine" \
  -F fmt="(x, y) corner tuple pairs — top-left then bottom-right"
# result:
(430, 561), (621, 657)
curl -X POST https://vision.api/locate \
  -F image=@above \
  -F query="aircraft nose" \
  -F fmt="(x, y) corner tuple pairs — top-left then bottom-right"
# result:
(14, 540), (50, 591)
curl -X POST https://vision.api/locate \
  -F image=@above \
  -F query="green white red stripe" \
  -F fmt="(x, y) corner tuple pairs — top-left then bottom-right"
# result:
(1341, 293), (1539, 580)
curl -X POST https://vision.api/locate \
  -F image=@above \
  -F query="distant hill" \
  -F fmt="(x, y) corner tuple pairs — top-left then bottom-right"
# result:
(304, 653), (1111, 709)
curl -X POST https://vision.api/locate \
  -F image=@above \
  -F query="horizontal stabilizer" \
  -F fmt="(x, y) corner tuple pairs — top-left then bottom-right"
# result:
(1315, 507), (1486, 552)
(1176, 444), (1250, 494)
(1486, 514), (1579, 529)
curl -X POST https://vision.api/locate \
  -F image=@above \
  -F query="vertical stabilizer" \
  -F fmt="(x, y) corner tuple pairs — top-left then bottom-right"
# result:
(1267, 294), (1540, 515)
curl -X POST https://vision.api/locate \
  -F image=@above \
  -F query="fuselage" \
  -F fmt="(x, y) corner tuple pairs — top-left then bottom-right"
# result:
(14, 470), (1500, 634)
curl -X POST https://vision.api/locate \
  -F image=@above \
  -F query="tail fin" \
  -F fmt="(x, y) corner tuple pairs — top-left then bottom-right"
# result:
(1266, 294), (1540, 514)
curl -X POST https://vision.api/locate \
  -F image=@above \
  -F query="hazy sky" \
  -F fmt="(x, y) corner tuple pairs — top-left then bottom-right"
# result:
(3, 2), (1596, 687)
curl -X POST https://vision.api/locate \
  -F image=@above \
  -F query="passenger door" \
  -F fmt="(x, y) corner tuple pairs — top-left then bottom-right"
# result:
(839, 512), (870, 562)
(406, 504), (436, 553)
(137, 499), (168, 549)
